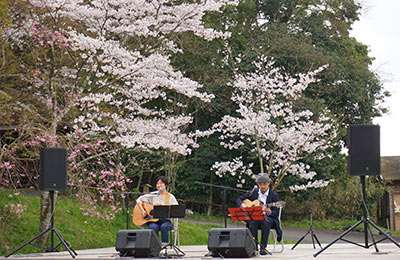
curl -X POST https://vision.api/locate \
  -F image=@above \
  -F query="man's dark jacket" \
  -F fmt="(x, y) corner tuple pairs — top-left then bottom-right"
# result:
(236, 187), (282, 241)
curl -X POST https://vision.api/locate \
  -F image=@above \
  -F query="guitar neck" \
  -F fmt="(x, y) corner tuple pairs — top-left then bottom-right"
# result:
(243, 199), (285, 208)
(263, 201), (281, 208)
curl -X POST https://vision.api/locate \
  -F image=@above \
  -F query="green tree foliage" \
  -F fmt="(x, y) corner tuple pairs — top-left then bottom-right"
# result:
(255, 0), (388, 124)
(170, 0), (388, 212)
(0, 0), (390, 223)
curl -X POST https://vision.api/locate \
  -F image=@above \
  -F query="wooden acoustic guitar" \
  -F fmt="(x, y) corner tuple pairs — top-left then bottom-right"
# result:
(132, 202), (159, 227)
(243, 199), (285, 209)
(132, 202), (194, 227)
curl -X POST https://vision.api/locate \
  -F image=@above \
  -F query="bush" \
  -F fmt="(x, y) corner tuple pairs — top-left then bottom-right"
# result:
(282, 172), (388, 222)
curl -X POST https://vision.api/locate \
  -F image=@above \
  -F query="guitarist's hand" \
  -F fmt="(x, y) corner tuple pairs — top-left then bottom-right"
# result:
(240, 203), (247, 208)
(138, 204), (147, 217)
(263, 206), (271, 215)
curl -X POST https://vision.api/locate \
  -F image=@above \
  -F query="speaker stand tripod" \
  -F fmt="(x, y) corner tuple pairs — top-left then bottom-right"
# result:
(314, 176), (400, 257)
(6, 190), (77, 258)
(292, 192), (322, 250)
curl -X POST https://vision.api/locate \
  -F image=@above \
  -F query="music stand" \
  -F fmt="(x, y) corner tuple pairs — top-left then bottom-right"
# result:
(228, 206), (266, 222)
(153, 205), (186, 258)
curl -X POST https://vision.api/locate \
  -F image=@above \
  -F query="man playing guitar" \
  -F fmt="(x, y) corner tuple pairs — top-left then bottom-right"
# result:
(237, 173), (283, 255)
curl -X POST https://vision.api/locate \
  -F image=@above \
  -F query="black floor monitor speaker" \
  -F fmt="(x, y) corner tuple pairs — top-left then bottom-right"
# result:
(40, 147), (67, 191)
(347, 124), (380, 176)
(116, 229), (162, 257)
(207, 228), (256, 258)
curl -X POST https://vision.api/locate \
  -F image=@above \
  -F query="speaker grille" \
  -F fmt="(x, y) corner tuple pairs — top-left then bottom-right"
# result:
(116, 229), (161, 257)
(207, 228), (256, 258)
(347, 124), (380, 176)
(39, 148), (67, 191)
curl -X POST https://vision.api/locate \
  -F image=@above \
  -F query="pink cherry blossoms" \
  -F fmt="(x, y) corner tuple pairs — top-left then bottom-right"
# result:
(211, 56), (337, 190)
(47, 0), (238, 156)
(2, 0), (239, 221)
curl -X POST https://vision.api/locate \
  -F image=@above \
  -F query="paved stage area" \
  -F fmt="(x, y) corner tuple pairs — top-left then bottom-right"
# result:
(3, 224), (400, 260)
(2, 243), (400, 260)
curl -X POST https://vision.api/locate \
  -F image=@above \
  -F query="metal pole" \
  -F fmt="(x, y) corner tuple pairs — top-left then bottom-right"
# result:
(195, 181), (248, 228)
(222, 189), (227, 228)
(50, 190), (55, 251)
(125, 194), (130, 229)
(361, 176), (368, 248)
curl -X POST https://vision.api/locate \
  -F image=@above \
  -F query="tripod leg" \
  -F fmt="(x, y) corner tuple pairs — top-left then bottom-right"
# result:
(53, 228), (77, 257)
(311, 231), (317, 249)
(312, 232), (322, 249)
(172, 244), (185, 256)
(314, 218), (363, 257)
(364, 220), (379, 252)
(291, 231), (308, 250)
(367, 219), (400, 248)
(5, 227), (51, 258)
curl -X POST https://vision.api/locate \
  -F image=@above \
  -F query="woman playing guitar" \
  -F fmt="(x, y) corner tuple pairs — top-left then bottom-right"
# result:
(134, 176), (178, 246)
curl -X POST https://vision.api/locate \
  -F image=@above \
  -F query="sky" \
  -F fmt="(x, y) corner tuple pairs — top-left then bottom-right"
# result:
(350, 0), (400, 156)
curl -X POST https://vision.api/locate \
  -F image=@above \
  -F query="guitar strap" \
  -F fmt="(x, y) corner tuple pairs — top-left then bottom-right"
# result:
(164, 192), (170, 205)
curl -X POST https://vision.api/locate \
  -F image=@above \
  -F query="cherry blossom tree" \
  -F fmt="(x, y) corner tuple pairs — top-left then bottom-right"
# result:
(1, 0), (86, 245)
(211, 56), (337, 190)
(62, 0), (238, 193)
(2, 0), (238, 245)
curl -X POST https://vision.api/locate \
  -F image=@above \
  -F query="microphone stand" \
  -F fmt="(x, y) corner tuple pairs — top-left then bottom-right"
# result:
(112, 191), (146, 229)
(195, 181), (248, 228)
(291, 191), (321, 250)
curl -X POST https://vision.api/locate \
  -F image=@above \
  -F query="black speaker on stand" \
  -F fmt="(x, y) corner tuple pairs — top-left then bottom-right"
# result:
(6, 148), (77, 258)
(347, 124), (381, 177)
(40, 147), (68, 191)
(314, 125), (400, 257)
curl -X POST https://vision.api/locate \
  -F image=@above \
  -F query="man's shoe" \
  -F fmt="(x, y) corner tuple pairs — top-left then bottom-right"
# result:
(260, 247), (268, 255)
(277, 229), (283, 242)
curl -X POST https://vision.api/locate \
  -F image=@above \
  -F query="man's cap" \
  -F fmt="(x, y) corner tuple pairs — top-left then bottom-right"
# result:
(255, 173), (271, 183)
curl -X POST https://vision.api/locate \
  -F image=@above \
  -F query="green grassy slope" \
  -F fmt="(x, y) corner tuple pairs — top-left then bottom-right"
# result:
(0, 189), (220, 256)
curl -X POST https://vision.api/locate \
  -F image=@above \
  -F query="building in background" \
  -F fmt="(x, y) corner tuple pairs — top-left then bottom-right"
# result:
(380, 156), (400, 231)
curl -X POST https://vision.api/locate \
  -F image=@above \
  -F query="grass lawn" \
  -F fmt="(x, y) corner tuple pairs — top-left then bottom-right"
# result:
(0, 189), (221, 256)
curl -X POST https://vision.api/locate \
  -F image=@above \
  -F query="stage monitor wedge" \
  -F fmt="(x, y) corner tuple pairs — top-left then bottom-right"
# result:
(116, 229), (161, 257)
(40, 147), (67, 191)
(347, 124), (380, 176)
(208, 228), (256, 258)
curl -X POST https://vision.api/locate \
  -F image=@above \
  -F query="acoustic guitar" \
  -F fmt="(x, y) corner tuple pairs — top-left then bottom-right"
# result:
(132, 202), (194, 227)
(243, 199), (285, 208)
(132, 202), (159, 226)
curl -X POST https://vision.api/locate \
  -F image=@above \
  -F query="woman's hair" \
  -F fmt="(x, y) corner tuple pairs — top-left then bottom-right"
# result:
(155, 176), (168, 187)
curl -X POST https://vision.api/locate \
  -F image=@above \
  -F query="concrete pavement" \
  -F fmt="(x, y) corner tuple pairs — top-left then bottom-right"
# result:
(2, 243), (400, 260)
(3, 220), (400, 260)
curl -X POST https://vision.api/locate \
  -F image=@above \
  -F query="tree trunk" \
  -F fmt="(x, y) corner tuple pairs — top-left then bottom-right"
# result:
(37, 101), (59, 247)
(254, 132), (264, 173)
(36, 190), (58, 247)
(164, 151), (179, 192)
(207, 173), (214, 216)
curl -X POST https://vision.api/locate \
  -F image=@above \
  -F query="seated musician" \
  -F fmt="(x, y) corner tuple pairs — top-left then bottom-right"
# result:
(237, 173), (282, 255)
(135, 176), (178, 246)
